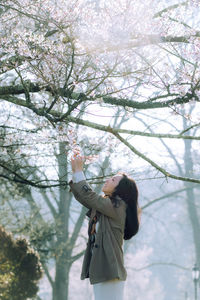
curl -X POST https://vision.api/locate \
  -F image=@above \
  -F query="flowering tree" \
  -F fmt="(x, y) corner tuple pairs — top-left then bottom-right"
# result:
(0, 0), (200, 187)
(1, 0), (200, 299)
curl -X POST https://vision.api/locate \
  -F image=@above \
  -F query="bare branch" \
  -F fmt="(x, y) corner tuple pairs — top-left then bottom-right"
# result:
(153, 1), (188, 18)
(112, 132), (200, 184)
(129, 262), (190, 271)
(142, 186), (196, 209)
(42, 263), (54, 288)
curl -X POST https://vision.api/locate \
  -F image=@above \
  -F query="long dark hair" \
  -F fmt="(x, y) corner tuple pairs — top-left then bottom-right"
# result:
(111, 174), (139, 240)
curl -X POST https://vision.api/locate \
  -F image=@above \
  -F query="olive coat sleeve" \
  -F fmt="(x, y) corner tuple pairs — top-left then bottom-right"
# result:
(69, 180), (118, 219)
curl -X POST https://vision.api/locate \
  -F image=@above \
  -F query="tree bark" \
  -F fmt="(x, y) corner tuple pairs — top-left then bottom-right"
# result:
(53, 260), (70, 300)
(183, 121), (200, 265)
(53, 142), (71, 300)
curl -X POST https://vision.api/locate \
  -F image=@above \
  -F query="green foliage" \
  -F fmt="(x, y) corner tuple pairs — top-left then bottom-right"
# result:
(0, 226), (43, 300)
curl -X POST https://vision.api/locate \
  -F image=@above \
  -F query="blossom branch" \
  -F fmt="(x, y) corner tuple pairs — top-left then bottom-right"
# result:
(1, 95), (200, 140)
(0, 83), (198, 110)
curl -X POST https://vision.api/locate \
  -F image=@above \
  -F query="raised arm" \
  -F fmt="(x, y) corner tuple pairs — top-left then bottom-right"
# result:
(70, 180), (120, 218)
(70, 156), (119, 219)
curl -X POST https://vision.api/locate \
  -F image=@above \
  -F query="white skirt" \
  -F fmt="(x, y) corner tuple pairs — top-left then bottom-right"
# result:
(93, 279), (125, 300)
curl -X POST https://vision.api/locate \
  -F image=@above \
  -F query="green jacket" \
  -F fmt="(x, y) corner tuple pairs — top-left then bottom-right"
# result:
(69, 179), (127, 284)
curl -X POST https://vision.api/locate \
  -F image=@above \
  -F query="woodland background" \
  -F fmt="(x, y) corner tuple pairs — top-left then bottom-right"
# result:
(0, 0), (200, 299)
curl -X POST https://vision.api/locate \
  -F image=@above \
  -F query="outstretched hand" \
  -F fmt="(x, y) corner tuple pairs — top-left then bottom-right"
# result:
(71, 155), (84, 173)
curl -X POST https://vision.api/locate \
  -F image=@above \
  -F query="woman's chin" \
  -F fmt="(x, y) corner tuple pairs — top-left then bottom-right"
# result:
(102, 189), (111, 197)
(102, 187), (108, 194)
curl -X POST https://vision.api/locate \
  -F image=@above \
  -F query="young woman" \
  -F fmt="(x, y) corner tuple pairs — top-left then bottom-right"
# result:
(69, 155), (141, 300)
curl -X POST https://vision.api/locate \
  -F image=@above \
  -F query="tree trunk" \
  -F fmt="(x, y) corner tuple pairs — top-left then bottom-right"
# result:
(53, 142), (71, 300)
(183, 122), (200, 265)
(53, 261), (70, 300)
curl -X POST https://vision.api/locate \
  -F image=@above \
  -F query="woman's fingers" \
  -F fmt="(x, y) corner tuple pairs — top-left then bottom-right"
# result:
(70, 155), (84, 172)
